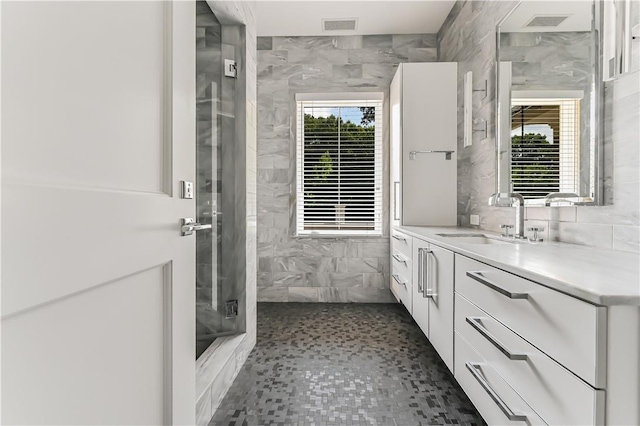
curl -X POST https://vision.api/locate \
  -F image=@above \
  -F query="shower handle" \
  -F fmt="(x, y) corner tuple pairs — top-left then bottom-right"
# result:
(181, 217), (212, 236)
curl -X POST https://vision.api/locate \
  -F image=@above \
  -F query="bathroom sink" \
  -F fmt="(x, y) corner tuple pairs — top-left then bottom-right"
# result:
(435, 233), (515, 245)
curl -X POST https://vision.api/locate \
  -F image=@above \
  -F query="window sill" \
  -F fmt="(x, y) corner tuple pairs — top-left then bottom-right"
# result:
(293, 233), (385, 239)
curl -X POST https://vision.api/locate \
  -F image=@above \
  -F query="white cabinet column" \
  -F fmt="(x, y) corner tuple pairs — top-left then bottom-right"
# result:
(390, 63), (458, 226)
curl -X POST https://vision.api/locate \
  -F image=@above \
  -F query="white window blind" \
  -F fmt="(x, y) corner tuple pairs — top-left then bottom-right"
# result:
(296, 97), (383, 236)
(510, 98), (580, 199)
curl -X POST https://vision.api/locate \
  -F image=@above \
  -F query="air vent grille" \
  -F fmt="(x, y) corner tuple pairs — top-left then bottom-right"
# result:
(322, 19), (357, 32)
(526, 15), (569, 27)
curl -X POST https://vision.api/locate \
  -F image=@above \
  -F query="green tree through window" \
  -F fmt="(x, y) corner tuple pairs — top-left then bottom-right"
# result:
(303, 109), (376, 228)
(511, 132), (560, 198)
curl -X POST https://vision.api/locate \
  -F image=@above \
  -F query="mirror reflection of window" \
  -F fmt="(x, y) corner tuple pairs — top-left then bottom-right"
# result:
(510, 98), (580, 199)
(496, 0), (602, 205)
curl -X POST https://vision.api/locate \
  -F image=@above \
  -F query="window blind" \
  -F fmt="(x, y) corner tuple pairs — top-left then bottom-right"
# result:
(510, 99), (580, 199)
(296, 98), (383, 235)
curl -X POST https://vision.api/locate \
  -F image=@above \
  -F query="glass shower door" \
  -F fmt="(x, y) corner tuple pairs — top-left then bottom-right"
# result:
(195, 1), (237, 359)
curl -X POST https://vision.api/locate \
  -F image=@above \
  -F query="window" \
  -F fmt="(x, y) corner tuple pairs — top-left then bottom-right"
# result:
(295, 93), (383, 236)
(510, 97), (581, 199)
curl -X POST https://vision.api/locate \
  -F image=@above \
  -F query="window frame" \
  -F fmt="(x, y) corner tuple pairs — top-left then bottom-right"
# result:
(295, 92), (384, 237)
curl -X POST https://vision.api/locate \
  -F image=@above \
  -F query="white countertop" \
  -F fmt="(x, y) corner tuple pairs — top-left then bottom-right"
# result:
(397, 226), (640, 306)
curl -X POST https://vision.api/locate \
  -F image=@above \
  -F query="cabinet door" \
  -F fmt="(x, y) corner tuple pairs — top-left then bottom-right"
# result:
(427, 245), (454, 372)
(411, 238), (430, 337)
(401, 63), (457, 226)
(390, 66), (402, 227)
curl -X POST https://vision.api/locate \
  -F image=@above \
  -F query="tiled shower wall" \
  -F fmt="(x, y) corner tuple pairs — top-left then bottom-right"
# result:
(195, 4), (239, 356)
(256, 34), (438, 303)
(196, 1), (257, 425)
(438, 1), (640, 253)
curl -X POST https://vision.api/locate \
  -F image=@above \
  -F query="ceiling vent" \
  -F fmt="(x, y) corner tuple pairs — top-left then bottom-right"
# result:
(322, 18), (358, 32)
(525, 15), (570, 27)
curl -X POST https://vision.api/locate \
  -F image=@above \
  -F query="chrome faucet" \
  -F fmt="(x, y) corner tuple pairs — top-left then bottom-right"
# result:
(488, 192), (525, 239)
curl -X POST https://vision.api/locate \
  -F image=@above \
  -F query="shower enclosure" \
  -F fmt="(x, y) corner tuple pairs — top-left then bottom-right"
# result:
(195, 1), (239, 358)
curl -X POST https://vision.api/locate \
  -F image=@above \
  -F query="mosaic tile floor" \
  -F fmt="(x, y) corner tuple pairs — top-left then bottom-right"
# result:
(210, 303), (485, 426)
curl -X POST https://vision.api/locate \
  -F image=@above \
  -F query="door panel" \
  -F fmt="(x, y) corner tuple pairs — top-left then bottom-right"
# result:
(390, 67), (402, 227)
(427, 245), (455, 372)
(400, 63), (457, 226)
(2, 1), (166, 193)
(3, 265), (168, 425)
(1, 1), (196, 424)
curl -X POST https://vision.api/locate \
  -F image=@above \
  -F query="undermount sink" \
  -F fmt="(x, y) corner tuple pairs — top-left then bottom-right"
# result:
(435, 233), (515, 245)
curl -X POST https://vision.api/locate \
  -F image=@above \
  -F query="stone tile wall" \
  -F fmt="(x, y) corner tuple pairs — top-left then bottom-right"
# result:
(256, 34), (438, 302)
(438, 1), (640, 253)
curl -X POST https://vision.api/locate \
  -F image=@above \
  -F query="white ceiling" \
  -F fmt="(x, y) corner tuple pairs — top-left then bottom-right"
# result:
(256, 1), (457, 37)
(500, 1), (592, 33)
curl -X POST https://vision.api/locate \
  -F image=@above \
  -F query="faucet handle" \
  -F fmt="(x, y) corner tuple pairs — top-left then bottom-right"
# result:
(526, 226), (545, 242)
(500, 224), (514, 237)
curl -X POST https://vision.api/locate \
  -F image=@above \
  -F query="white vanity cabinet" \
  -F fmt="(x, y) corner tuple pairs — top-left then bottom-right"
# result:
(390, 229), (413, 314)
(411, 237), (454, 373)
(454, 254), (640, 426)
(390, 62), (457, 227)
(390, 230), (455, 373)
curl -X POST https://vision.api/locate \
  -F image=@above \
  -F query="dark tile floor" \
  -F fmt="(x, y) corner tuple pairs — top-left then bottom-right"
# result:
(210, 303), (485, 426)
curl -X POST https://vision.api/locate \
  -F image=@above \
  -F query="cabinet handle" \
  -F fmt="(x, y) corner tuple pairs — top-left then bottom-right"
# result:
(421, 248), (434, 299)
(392, 274), (406, 287)
(392, 234), (406, 242)
(417, 248), (424, 293)
(465, 317), (528, 361)
(392, 254), (407, 265)
(465, 363), (528, 422)
(394, 181), (400, 221)
(466, 271), (529, 300)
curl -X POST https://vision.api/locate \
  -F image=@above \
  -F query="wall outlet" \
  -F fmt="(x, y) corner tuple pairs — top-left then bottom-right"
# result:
(470, 214), (480, 226)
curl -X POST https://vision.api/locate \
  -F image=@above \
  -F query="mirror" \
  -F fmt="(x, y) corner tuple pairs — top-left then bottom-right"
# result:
(495, 1), (602, 206)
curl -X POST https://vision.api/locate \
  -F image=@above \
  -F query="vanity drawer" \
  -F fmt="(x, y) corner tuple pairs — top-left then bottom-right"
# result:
(455, 332), (547, 426)
(455, 255), (606, 388)
(391, 249), (411, 280)
(391, 229), (412, 259)
(391, 265), (412, 314)
(456, 293), (604, 425)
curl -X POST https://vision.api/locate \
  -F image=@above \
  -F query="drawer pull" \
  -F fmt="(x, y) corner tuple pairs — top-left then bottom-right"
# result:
(465, 363), (528, 422)
(466, 317), (528, 361)
(421, 248), (435, 299)
(466, 271), (529, 300)
(392, 254), (407, 264)
(392, 274), (407, 286)
(392, 234), (406, 242)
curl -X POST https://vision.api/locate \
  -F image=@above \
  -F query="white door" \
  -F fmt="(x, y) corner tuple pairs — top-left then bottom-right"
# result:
(1, 1), (196, 424)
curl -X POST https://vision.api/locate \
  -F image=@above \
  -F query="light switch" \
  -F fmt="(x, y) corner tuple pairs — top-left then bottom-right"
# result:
(470, 214), (480, 226)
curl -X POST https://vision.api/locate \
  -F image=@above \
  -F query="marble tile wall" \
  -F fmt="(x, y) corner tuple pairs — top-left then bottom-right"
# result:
(196, 0), (257, 425)
(438, 1), (640, 253)
(256, 34), (438, 303)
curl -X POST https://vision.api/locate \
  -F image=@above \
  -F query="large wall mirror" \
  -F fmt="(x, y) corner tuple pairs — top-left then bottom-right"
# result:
(495, 1), (603, 206)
